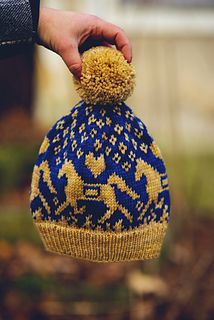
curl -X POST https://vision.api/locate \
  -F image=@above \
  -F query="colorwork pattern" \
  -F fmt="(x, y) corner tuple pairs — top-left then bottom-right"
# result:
(30, 101), (170, 262)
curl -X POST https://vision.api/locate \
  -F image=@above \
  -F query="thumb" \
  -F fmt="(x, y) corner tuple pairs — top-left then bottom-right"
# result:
(60, 44), (82, 78)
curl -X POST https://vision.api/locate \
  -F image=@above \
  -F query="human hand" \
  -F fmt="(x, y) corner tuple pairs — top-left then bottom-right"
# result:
(37, 7), (132, 79)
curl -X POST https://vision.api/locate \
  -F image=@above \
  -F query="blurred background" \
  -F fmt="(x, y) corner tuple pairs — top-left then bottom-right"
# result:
(0, 0), (214, 319)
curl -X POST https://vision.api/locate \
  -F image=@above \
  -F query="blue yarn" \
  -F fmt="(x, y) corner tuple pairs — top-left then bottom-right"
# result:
(31, 100), (170, 232)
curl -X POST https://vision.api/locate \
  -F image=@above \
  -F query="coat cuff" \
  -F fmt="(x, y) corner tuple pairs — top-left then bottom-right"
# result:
(29, 0), (40, 40)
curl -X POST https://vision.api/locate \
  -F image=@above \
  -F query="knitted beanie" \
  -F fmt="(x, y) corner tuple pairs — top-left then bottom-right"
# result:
(30, 47), (170, 262)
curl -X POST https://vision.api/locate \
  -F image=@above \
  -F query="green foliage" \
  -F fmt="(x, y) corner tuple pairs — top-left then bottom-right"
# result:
(166, 153), (214, 215)
(0, 208), (40, 244)
(0, 144), (39, 193)
(14, 274), (54, 297)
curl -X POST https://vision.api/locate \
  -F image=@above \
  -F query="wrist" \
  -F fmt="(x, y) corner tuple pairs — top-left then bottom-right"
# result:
(37, 7), (50, 46)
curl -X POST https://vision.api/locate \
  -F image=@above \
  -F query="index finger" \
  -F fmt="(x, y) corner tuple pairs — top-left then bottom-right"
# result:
(96, 21), (132, 63)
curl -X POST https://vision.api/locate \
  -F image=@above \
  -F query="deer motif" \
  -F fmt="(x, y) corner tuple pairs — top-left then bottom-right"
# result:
(30, 161), (57, 216)
(58, 159), (140, 224)
(31, 156), (168, 225)
(135, 158), (168, 221)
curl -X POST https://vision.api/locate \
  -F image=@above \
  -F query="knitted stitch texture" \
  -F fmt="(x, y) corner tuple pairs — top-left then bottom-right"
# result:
(30, 47), (170, 262)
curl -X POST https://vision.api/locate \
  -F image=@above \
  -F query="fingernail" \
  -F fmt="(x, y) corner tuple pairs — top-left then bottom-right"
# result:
(126, 55), (132, 63)
(124, 51), (132, 63)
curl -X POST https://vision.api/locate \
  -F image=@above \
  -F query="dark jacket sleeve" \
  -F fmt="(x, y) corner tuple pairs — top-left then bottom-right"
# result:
(0, 0), (40, 57)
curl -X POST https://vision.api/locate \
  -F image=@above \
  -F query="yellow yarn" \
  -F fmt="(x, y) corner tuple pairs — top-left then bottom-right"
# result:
(73, 46), (136, 105)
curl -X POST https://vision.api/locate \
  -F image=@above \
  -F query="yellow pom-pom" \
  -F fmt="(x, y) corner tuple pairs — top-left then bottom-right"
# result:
(73, 46), (136, 105)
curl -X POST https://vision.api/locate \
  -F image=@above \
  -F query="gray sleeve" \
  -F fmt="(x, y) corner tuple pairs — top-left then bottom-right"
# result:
(0, 0), (34, 48)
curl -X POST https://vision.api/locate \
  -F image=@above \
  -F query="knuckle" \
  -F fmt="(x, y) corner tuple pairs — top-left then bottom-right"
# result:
(90, 14), (101, 23)
(118, 26), (125, 34)
(89, 15), (102, 33)
(111, 23), (124, 34)
(59, 42), (75, 55)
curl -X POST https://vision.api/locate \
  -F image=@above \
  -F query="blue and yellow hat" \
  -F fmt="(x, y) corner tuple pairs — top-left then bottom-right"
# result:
(30, 47), (170, 262)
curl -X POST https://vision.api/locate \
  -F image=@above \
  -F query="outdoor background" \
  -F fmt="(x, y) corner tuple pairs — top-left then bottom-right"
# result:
(0, 0), (214, 319)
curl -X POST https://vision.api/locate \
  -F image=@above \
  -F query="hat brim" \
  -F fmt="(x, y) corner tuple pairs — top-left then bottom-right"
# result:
(34, 221), (168, 263)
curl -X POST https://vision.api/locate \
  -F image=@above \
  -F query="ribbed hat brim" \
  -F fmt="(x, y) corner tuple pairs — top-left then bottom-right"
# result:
(34, 221), (168, 263)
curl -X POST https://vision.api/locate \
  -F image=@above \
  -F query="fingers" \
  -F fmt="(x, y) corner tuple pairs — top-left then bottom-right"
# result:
(57, 14), (132, 77)
(60, 44), (82, 79)
(97, 21), (132, 63)
(114, 30), (132, 63)
(60, 40), (111, 78)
